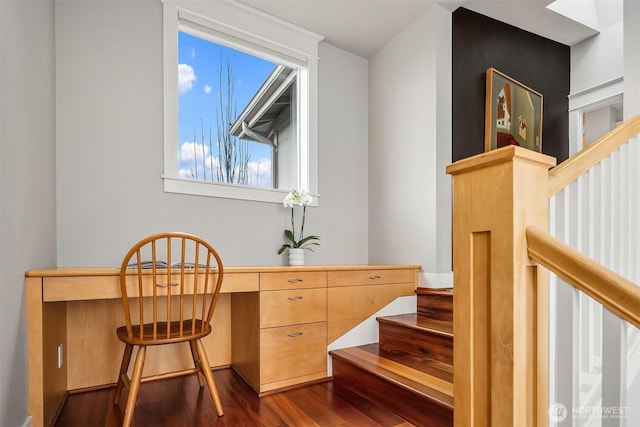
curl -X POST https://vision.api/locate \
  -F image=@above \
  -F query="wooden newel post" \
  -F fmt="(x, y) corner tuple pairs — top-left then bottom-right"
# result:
(446, 146), (556, 427)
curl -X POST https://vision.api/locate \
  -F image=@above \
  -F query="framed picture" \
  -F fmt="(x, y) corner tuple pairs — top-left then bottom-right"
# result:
(484, 67), (543, 153)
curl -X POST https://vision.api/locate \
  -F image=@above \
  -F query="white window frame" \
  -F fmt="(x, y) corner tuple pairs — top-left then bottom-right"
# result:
(162, 0), (322, 204)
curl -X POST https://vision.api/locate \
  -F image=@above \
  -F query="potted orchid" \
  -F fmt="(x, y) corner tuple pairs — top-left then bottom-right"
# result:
(277, 189), (320, 264)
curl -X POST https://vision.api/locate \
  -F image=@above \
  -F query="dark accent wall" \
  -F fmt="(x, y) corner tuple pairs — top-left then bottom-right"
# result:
(452, 7), (570, 163)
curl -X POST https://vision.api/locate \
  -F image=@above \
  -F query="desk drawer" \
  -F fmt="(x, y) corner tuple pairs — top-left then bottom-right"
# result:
(260, 288), (326, 328)
(260, 322), (327, 385)
(260, 271), (327, 291)
(43, 272), (259, 301)
(327, 269), (415, 287)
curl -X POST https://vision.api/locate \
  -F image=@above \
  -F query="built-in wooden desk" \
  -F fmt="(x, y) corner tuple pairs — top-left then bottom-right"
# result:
(27, 265), (419, 427)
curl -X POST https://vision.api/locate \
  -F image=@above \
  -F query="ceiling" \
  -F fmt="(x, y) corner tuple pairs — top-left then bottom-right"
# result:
(236, 0), (617, 58)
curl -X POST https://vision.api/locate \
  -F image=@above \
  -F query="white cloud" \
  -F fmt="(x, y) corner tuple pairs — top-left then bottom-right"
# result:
(179, 148), (272, 187)
(247, 158), (272, 188)
(179, 141), (209, 162)
(178, 63), (196, 94)
(204, 85), (212, 94)
(179, 142), (223, 180)
(178, 168), (194, 179)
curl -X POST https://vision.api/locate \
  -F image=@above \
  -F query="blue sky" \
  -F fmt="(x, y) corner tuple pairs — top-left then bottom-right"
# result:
(177, 31), (275, 186)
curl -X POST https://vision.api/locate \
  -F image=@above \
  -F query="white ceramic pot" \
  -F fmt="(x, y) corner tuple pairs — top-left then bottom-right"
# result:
(288, 248), (305, 266)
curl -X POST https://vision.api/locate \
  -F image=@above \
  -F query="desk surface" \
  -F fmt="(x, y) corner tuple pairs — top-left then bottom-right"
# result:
(26, 264), (421, 277)
(27, 265), (421, 302)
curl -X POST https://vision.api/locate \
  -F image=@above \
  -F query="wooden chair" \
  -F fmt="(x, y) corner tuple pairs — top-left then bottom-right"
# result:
(113, 232), (225, 426)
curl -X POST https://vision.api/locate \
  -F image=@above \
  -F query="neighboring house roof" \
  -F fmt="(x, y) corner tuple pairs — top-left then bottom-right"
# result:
(229, 64), (296, 146)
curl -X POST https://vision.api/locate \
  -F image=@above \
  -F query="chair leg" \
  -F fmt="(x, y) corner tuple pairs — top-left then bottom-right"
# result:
(189, 340), (205, 387)
(114, 343), (134, 405)
(195, 339), (224, 416)
(122, 346), (146, 427)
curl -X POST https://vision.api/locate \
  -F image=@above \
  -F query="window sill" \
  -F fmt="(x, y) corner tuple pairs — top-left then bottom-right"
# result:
(162, 176), (319, 206)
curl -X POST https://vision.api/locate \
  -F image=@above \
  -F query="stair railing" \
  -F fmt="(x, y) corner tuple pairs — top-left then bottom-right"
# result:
(543, 114), (640, 427)
(446, 114), (640, 427)
(526, 226), (640, 328)
(548, 115), (640, 197)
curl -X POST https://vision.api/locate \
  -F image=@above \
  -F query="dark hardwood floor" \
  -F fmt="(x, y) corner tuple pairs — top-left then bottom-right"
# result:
(54, 368), (415, 427)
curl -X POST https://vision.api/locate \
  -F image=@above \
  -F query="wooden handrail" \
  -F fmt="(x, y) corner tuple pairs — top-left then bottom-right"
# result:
(548, 114), (640, 197)
(526, 226), (640, 329)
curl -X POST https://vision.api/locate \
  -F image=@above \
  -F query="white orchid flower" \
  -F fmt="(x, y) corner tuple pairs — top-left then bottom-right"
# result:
(278, 189), (320, 255)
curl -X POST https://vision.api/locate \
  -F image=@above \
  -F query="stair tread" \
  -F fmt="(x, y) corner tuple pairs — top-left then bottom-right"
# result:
(377, 313), (453, 337)
(330, 343), (453, 409)
(415, 287), (453, 296)
(375, 343), (453, 379)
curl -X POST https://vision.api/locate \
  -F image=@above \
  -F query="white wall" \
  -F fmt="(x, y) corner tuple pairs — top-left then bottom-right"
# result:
(568, 8), (624, 155)
(571, 21), (623, 95)
(317, 44), (370, 260)
(54, 0), (369, 267)
(624, 0), (640, 118)
(0, 1), (57, 426)
(623, 0), (640, 422)
(368, 4), (452, 286)
(585, 106), (618, 145)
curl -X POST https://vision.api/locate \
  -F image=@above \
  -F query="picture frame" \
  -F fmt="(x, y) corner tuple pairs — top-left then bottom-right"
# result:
(484, 67), (543, 153)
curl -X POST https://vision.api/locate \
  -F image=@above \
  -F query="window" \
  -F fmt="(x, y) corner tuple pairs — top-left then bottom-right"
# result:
(177, 31), (287, 189)
(162, 0), (322, 204)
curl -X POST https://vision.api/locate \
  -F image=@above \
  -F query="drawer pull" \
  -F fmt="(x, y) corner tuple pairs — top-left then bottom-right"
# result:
(156, 283), (179, 288)
(368, 275), (381, 280)
(287, 332), (304, 338)
(287, 278), (304, 283)
(287, 296), (304, 301)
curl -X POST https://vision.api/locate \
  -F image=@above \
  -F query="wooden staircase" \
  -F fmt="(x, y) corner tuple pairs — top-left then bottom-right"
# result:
(329, 288), (454, 427)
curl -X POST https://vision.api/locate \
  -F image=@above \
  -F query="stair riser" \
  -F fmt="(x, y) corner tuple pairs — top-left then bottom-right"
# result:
(378, 322), (453, 365)
(332, 359), (453, 427)
(417, 293), (453, 320)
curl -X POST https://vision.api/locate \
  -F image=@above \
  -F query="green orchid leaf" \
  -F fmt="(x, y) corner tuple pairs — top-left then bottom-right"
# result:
(284, 229), (295, 243)
(277, 244), (292, 254)
(297, 235), (320, 246)
(302, 242), (320, 252)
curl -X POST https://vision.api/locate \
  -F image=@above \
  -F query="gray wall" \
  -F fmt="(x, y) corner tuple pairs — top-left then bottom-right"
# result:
(0, 1), (57, 426)
(54, 0), (369, 268)
(567, 5), (623, 156)
(624, 0), (640, 118)
(368, 4), (452, 286)
(571, 18), (623, 96)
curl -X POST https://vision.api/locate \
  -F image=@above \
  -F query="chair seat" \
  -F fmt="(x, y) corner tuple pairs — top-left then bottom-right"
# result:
(116, 319), (211, 345)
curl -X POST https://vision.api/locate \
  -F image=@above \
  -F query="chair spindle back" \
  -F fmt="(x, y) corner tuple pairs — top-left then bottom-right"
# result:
(118, 232), (224, 342)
